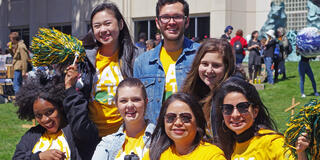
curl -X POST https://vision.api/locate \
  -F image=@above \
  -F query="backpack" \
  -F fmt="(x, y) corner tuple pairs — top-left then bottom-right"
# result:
(234, 40), (243, 54)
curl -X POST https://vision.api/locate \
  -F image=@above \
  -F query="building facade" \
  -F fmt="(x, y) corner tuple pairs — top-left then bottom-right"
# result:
(273, 0), (308, 31)
(0, 0), (272, 50)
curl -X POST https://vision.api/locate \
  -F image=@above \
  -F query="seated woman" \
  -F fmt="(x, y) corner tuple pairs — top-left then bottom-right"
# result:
(92, 78), (155, 160)
(144, 93), (226, 160)
(212, 77), (309, 160)
(13, 71), (99, 160)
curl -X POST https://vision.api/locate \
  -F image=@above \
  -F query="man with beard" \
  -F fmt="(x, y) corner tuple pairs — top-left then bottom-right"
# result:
(134, 0), (200, 124)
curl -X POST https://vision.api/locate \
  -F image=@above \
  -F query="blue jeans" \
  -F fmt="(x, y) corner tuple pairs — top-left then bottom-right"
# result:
(298, 61), (317, 94)
(13, 70), (22, 94)
(264, 57), (274, 84)
(236, 53), (244, 65)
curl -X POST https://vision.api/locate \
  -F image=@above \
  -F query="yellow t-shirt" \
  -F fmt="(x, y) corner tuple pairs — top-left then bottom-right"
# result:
(89, 50), (123, 137)
(143, 141), (226, 160)
(115, 128), (148, 159)
(232, 129), (294, 160)
(32, 130), (70, 160)
(160, 47), (182, 100)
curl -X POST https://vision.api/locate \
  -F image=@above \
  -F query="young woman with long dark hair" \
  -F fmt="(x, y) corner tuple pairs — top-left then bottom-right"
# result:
(69, 2), (143, 137)
(212, 77), (309, 160)
(144, 93), (226, 160)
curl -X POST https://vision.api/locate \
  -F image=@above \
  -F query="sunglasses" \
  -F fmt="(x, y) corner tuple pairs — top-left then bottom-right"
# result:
(165, 112), (192, 123)
(221, 102), (252, 115)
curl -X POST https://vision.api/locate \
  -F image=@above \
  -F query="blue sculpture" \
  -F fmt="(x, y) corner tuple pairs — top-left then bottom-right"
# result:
(260, 2), (287, 38)
(296, 27), (320, 58)
(307, 1), (320, 29)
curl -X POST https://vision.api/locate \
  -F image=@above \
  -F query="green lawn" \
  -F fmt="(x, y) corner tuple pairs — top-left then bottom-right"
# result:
(0, 62), (319, 159)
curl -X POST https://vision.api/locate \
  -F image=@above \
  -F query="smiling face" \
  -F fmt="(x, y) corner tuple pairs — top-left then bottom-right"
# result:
(222, 92), (259, 135)
(92, 9), (123, 49)
(198, 52), (225, 90)
(156, 2), (189, 42)
(116, 86), (147, 125)
(33, 98), (62, 134)
(164, 100), (197, 146)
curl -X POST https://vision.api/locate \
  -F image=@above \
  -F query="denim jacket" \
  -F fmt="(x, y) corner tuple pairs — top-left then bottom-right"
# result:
(133, 37), (200, 123)
(91, 122), (155, 160)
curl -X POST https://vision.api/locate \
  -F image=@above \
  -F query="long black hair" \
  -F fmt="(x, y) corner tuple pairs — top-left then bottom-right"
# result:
(149, 92), (210, 160)
(88, 2), (137, 78)
(212, 77), (277, 159)
(15, 71), (65, 121)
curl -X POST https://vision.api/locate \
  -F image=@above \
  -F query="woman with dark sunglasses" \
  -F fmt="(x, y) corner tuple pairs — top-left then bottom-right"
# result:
(212, 77), (309, 160)
(143, 93), (226, 160)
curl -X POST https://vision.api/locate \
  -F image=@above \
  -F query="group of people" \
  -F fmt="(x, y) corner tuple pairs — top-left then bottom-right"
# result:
(135, 32), (162, 52)
(221, 25), (318, 98)
(13, 0), (311, 160)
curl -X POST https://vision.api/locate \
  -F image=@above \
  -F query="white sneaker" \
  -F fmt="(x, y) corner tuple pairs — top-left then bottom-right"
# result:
(301, 94), (306, 98)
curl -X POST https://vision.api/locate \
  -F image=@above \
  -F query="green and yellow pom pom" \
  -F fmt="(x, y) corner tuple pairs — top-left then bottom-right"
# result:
(30, 28), (86, 66)
(284, 99), (320, 160)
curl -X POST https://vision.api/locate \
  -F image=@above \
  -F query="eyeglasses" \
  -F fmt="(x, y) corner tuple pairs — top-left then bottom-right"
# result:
(221, 102), (252, 115)
(158, 15), (186, 24)
(165, 112), (192, 123)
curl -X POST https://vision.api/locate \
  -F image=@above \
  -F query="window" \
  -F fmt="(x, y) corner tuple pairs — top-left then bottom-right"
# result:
(49, 24), (72, 35)
(134, 20), (157, 42)
(185, 16), (210, 41)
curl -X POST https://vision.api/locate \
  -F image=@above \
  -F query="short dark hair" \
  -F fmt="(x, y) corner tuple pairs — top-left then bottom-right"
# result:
(9, 32), (20, 41)
(15, 71), (65, 121)
(156, 0), (189, 18)
(236, 29), (243, 37)
(149, 92), (210, 160)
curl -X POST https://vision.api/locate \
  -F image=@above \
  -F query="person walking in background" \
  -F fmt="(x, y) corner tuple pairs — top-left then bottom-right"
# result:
(230, 29), (247, 67)
(247, 30), (261, 82)
(146, 39), (155, 51)
(221, 25), (233, 42)
(298, 55), (319, 98)
(7, 32), (29, 94)
(263, 30), (276, 84)
(135, 32), (147, 51)
(134, 0), (200, 124)
(154, 32), (162, 46)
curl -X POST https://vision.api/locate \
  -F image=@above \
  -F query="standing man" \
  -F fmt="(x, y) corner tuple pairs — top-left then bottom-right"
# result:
(154, 32), (162, 46)
(134, 0), (200, 123)
(263, 30), (277, 85)
(135, 32), (147, 51)
(7, 32), (29, 94)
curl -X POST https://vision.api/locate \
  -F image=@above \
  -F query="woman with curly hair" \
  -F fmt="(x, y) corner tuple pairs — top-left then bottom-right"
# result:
(13, 71), (99, 160)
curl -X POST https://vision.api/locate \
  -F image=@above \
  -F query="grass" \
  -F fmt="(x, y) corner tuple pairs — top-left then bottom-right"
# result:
(257, 61), (320, 133)
(0, 103), (31, 159)
(0, 62), (319, 159)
